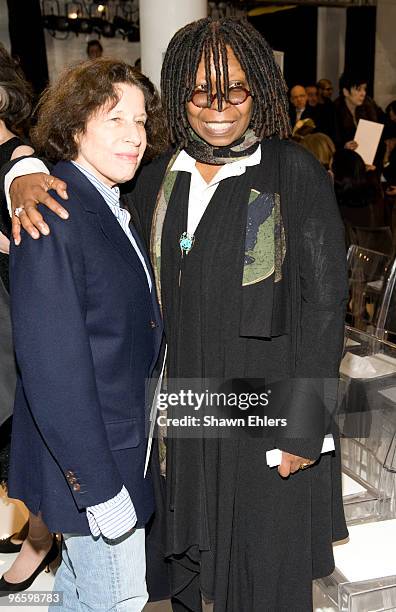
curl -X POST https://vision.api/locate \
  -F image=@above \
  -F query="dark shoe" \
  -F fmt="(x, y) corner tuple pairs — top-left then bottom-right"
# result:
(0, 535), (58, 596)
(0, 534), (22, 554)
(0, 520), (29, 553)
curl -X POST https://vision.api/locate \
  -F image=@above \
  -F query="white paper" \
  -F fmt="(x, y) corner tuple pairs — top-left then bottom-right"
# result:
(265, 434), (335, 467)
(333, 520), (396, 582)
(354, 119), (384, 165)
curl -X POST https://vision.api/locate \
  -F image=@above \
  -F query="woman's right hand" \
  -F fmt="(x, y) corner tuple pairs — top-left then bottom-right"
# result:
(344, 140), (358, 151)
(10, 173), (69, 245)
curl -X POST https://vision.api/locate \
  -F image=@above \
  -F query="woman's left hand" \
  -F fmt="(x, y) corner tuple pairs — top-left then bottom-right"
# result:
(278, 452), (315, 477)
(0, 231), (10, 255)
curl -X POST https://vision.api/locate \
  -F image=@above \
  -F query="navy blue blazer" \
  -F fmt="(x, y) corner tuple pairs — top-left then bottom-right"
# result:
(8, 161), (163, 535)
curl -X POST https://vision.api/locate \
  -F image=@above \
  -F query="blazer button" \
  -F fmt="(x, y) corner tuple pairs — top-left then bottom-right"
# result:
(149, 320), (157, 329)
(65, 470), (74, 477)
(73, 483), (81, 492)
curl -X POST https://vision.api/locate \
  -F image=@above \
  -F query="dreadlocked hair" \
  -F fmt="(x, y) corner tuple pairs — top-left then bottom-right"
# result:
(161, 17), (291, 148)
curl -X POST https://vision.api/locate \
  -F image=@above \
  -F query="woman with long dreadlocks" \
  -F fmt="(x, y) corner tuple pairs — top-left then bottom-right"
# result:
(2, 18), (348, 611)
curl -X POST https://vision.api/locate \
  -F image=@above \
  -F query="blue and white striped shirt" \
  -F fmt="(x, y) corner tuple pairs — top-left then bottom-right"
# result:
(86, 485), (136, 540)
(72, 161), (150, 539)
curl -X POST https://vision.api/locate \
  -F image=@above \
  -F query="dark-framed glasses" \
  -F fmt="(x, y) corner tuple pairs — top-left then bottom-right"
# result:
(190, 86), (252, 109)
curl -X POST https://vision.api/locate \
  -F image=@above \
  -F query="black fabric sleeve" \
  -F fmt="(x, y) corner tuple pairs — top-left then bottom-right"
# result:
(384, 147), (396, 185)
(276, 157), (348, 460)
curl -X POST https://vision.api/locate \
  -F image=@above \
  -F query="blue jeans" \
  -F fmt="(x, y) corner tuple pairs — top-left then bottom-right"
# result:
(51, 528), (147, 611)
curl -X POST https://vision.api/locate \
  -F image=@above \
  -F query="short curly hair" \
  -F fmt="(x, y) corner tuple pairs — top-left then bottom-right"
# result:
(32, 59), (168, 163)
(0, 43), (32, 130)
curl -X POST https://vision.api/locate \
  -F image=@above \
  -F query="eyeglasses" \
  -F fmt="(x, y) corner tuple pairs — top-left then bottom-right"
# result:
(190, 86), (252, 109)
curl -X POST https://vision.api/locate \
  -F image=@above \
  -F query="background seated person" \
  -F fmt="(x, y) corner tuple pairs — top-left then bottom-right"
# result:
(300, 132), (336, 172)
(288, 84), (318, 129)
(317, 78), (334, 103)
(332, 148), (386, 230)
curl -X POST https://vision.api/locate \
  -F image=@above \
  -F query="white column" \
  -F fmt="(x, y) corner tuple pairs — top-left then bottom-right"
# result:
(140, 0), (207, 90)
(317, 7), (346, 94)
(374, 0), (396, 109)
(0, 0), (11, 51)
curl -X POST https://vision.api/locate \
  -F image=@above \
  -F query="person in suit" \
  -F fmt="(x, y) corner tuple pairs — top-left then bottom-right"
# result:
(317, 78), (334, 103)
(289, 84), (318, 129)
(6, 59), (164, 610)
(306, 84), (319, 107)
(314, 79), (337, 141)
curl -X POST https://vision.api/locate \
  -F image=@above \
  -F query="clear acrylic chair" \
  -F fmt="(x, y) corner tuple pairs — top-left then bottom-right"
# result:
(346, 246), (392, 333)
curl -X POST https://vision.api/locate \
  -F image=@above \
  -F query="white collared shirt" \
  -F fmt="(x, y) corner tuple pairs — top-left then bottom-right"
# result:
(170, 145), (261, 236)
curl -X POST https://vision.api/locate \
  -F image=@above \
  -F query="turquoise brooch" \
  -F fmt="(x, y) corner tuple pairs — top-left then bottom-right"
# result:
(179, 232), (195, 255)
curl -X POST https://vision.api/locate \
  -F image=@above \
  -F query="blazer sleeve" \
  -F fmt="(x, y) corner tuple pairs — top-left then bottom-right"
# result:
(10, 199), (124, 509)
(276, 161), (348, 460)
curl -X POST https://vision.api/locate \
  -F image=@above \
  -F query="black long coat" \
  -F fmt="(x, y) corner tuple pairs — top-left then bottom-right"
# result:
(128, 138), (349, 611)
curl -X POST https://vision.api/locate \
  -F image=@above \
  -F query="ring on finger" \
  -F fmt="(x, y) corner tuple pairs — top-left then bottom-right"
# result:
(14, 207), (25, 218)
(44, 177), (55, 190)
(299, 461), (312, 471)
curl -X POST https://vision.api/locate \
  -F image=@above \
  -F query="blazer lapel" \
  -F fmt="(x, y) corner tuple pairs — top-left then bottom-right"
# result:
(97, 205), (148, 288)
(129, 219), (164, 357)
(128, 221), (156, 290)
(53, 162), (148, 287)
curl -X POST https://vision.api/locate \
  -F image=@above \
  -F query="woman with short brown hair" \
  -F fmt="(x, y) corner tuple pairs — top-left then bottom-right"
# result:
(5, 59), (165, 609)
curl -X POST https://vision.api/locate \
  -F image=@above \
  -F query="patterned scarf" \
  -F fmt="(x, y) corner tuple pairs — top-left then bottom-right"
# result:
(150, 151), (180, 309)
(184, 127), (260, 165)
(150, 140), (286, 319)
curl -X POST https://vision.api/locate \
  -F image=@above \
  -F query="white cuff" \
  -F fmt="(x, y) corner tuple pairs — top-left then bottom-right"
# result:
(5, 158), (49, 218)
(86, 485), (137, 540)
(86, 509), (101, 537)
